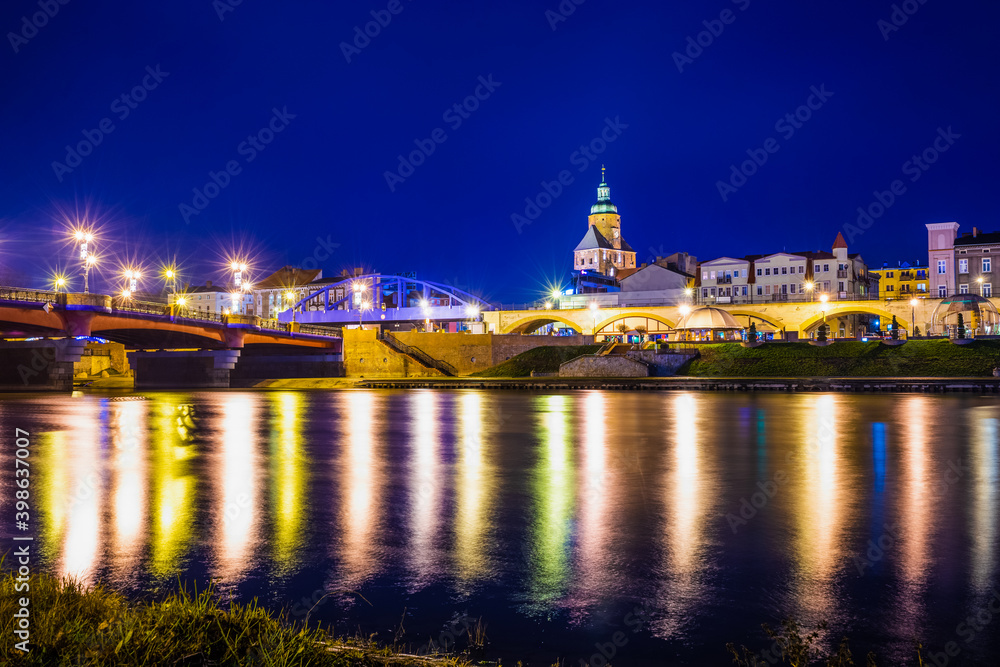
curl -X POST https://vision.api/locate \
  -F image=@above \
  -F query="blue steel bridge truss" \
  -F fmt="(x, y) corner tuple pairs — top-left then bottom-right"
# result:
(276, 274), (492, 326)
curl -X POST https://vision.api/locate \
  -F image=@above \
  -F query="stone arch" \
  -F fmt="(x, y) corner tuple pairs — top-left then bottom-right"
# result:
(594, 312), (677, 336)
(503, 315), (584, 334)
(723, 309), (787, 331)
(797, 305), (906, 335)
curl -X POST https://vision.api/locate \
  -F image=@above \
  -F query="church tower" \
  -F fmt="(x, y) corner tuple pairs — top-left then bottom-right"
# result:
(573, 167), (636, 277)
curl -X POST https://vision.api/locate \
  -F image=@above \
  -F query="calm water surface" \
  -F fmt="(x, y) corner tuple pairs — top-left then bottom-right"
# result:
(1, 391), (998, 665)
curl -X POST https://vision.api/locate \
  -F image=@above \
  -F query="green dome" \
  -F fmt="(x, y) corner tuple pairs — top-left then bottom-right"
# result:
(590, 200), (618, 215)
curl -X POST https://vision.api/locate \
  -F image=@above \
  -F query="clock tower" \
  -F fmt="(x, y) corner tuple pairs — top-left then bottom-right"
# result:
(572, 167), (636, 277)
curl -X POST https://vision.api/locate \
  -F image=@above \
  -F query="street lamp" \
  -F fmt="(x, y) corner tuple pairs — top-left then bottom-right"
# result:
(977, 276), (984, 296)
(124, 269), (140, 294)
(590, 302), (600, 338)
(164, 268), (176, 294)
(805, 281), (815, 302)
(83, 254), (97, 294)
(285, 291), (298, 323)
(54, 276), (67, 292)
(73, 229), (96, 293)
(359, 299), (371, 329)
(910, 298), (918, 337)
(230, 291), (241, 315)
(231, 262), (247, 289)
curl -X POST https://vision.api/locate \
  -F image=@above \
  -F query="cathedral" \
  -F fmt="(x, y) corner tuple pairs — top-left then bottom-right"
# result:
(573, 168), (636, 277)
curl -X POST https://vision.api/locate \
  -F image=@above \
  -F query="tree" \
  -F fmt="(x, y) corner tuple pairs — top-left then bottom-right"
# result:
(617, 323), (629, 341)
(890, 315), (900, 341)
(635, 325), (647, 343)
(747, 322), (758, 343)
(913, 325), (921, 337)
(957, 313), (966, 339)
(817, 323), (829, 342)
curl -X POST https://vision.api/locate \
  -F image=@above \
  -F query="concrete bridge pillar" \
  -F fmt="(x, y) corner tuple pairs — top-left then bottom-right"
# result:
(128, 350), (241, 389)
(0, 338), (88, 392)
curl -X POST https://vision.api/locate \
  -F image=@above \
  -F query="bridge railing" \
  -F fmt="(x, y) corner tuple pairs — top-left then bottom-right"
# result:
(298, 324), (340, 337)
(380, 331), (457, 376)
(0, 287), (59, 304)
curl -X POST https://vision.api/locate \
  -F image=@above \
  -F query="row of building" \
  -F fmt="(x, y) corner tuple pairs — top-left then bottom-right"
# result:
(566, 170), (987, 308)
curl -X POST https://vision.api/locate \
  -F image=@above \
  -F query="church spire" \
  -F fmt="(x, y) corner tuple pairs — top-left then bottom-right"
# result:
(597, 166), (610, 201)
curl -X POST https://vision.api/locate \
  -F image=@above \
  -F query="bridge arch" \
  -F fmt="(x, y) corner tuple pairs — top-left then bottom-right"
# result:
(504, 314), (584, 334)
(594, 312), (677, 336)
(798, 305), (906, 335)
(723, 309), (787, 331)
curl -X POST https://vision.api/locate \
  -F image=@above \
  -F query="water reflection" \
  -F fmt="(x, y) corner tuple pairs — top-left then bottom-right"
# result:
(454, 392), (495, 585)
(970, 408), (998, 593)
(656, 393), (712, 637)
(8, 390), (1000, 665)
(269, 393), (307, 574)
(150, 401), (197, 578)
(214, 395), (260, 580)
(528, 394), (573, 606)
(790, 394), (847, 623)
(408, 391), (443, 587)
(568, 391), (613, 616)
(110, 399), (148, 577)
(339, 391), (385, 587)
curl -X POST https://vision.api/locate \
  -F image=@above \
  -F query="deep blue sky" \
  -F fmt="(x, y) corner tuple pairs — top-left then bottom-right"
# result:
(1, 0), (997, 302)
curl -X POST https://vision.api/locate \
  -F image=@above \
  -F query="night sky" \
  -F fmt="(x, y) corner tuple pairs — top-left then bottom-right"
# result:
(1, 0), (997, 302)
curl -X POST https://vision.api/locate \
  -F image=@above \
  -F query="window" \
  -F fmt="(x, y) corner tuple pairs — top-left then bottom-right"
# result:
(589, 257), (594, 264)
(959, 259), (968, 274)
(938, 260), (947, 274)
(960, 284), (969, 294)
(742, 286), (748, 296)
(702, 271), (708, 279)
(790, 284), (796, 294)
(887, 285), (894, 292)
(710, 288), (716, 296)
(798, 265), (805, 274)
(918, 283), (926, 291)
(742, 269), (748, 277)
(938, 285), (947, 297)
(823, 264), (829, 272)
(765, 285), (771, 295)
(757, 268), (762, 276)
(838, 281), (845, 292)
(765, 268), (771, 276)
(710, 271), (716, 279)
(702, 288), (709, 297)
(781, 284), (788, 294)
(985, 283), (993, 297)
(757, 286), (763, 295)
(984, 258), (992, 273)
(780, 267), (786, 275)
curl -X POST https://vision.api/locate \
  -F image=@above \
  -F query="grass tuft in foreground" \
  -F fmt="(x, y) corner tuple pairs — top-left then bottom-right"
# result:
(1, 565), (474, 666)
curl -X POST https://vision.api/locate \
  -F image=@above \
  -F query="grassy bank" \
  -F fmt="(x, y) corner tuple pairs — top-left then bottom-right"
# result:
(472, 345), (602, 378)
(682, 339), (1000, 377)
(0, 567), (474, 666)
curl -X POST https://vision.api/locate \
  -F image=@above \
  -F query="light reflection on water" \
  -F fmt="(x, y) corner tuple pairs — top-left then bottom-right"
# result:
(1, 390), (999, 665)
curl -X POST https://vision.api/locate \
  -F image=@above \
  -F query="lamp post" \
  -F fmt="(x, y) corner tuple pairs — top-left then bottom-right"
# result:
(285, 291), (297, 323)
(230, 291), (241, 316)
(164, 268), (176, 295)
(466, 304), (480, 332)
(73, 229), (95, 293)
(910, 298), (918, 337)
(54, 276), (67, 292)
(805, 281), (815, 302)
(977, 276), (984, 296)
(420, 298), (430, 332)
(124, 269), (140, 295)
(819, 293), (829, 336)
(590, 302), (600, 339)
(83, 255), (96, 294)
(359, 299), (371, 329)
(175, 296), (187, 317)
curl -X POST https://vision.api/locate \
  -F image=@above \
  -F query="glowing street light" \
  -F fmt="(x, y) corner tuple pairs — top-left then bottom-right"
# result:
(231, 261), (248, 289)
(359, 299), (371, 329)
(544, 301), (552, 309)
(910, 297), (919, 337)
(123, 269), (141, 294)
(805, 281), (815, 301)
(230, 291), (241, 315)
(54, 276), (67, 292)
(679, 304), (691, 317)
(164, 267), (177, 294)
(590, 302), (600, 337)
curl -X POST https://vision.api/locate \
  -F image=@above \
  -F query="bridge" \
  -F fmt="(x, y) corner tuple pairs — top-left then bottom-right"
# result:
(279, 274), (491, 328)
(0, 288), (341, 391)
(483, 296), (956, 339)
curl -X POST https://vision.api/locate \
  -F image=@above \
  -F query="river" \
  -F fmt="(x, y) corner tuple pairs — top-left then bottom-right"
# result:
(1, 390), (998, 665)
